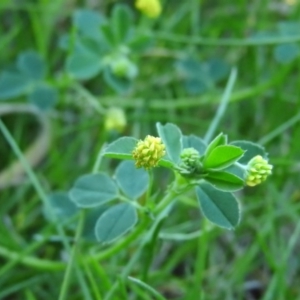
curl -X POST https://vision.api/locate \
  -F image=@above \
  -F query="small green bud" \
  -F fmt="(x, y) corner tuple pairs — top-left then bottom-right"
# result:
(132, 135), (165, 170)
(110, 57), (138, 79)
(180, 148), (201, 167)
(177, 148), (203, 177)
(245, 155), (273, 187)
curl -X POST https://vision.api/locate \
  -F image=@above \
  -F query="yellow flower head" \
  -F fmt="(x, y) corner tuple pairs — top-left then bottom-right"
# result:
(104, 107), (127, 132)
(245, 155), (273, 187)
(132, 135), (165, 169)
(135, 0), (162, 18)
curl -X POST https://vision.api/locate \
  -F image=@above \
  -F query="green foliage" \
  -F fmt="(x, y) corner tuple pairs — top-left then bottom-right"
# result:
(182, 134), (207, 155)
(0, 50), (57, 110)
(73, 9), (106, 38)
(156, 122), (183, 164)
(231, 140), (266, 164)
(66, 52), (103, 80)
(63, 4), (151, 93)
(69, 173), (118, 208)
(45, 192), (79, 223)
(175, 57), (230, 94)
(17, 51), (46, 80)
(274, 43), (299, 64)
(273, 21), (300, 64)
(205, 132), (227, 157)
(103, 136), (138, 160)
(99, 123), (268, 232)
(95, 203), (137, 243)
(111, 4), (134, 44)
(204, 171), (244, 192)
(196, 183), (240, 229)
(115, 160), (149, 200)
(0, 72), (31, 99)
(28, 84), (58, 110)
(1, 1), (293, 299)
(203, 145), (244, 170)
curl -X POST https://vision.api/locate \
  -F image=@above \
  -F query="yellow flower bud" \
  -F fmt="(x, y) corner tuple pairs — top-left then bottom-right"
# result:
(104, 107), (127, 132)
(245, 155), (273, 187)
(135, 0), (162, 18)
(132, 135), (165, 169)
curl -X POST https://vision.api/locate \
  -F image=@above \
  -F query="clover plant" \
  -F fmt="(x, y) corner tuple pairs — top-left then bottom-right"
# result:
(67, 122), (272, 244)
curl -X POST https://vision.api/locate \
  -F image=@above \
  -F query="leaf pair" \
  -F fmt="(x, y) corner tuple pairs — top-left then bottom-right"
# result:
(68, 161), (149, 243)
(0, 51), (57, 110)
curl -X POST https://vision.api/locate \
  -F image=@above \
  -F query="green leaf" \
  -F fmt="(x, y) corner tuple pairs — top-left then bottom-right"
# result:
(184, 77), (209, 95)
(100, 24), (116, 47)
(224, 164), (245, 179)
(175, 58), (209, 79)
(0, 72), (31, 100)
(95, 203), (137, 243)
(182, 134), (207, 155)
(66, 52), (102, 80)
(230, 141), (267, 164)
(78, 37), (109, 56)
(28, 84), (57, 110)
(205, 171), (244, 192)
(69, 173), (118, 208)
(74, 9), (106, 39)
(175, 58), (212, 95)
(115, 160), (149, 200)
(45, 191), (79, 222)
(103, 137), (138, 160)
(112, 4), (133, 44)
(274, 44), (299, 64)
(203, 145), (244, 170)
(196, 183), (240, 229)
(205, 132), (227, 157)
(17, 51), (46, 80)
(277, 21), (300, 36)
(208, 58), (230, 82)
(156, 122), (182, 164)
(82, 206), (109, 241)
(103, 67), (131, 93)
(128, 33), (153, 52)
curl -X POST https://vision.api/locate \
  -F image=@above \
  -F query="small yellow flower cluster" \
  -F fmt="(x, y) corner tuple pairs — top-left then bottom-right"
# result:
(135, 0), (162, 18)
(104, 107), (127, 132)
(132, 135), (165, 169)
(245, 155), (273, 187)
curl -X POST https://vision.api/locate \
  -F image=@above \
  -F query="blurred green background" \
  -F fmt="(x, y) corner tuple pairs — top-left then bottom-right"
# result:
(0, 0), (300, 299)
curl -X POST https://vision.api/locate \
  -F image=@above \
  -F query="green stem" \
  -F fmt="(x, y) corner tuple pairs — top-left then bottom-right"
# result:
(59, 210), (86, 300)
(187, 218), (209, 300)
(204, 67), (237, 143)
(0, 244), (64, 271)
(155, 31), (300, 46)
(92, 143), (107, 173)
(258, 111), (300, 145)
(191, 0), (201, 36)
(154, 175), (191, 214)
(0, 224), (60, 275)
(81, 258), (103, 300)
(145, 170), (154, 204)
(128, 277), (167, 300)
